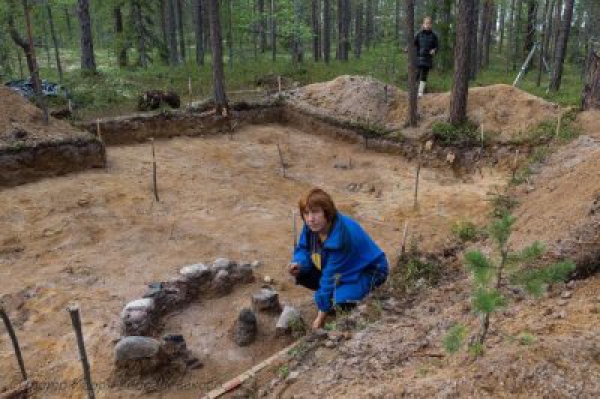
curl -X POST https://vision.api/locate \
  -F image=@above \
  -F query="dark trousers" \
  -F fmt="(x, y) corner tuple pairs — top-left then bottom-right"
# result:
(295, 266), (387, 312)
(417, 66), (430, 82)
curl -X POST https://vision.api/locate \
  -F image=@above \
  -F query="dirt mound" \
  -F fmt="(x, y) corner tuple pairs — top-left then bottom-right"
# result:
(288, 75), (405, 127)
(576, 109), (600, 138)
(510, 134), (600, 276)
(289, 76), (560, 141)
(0, 86), (92, 150)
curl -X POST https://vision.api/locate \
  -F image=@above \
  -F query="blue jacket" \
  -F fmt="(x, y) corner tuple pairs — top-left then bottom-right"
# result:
(292, 212), (388, 312)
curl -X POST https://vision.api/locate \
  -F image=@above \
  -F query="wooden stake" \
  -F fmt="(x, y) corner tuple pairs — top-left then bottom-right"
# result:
(150, 138), (160, 202)
(413, 147), (423, 210)
(292, 210), (297, 249)
(555, 112), (562, 139)
(480, 123), (485, 149)
(67, 305), (95, 399)
(277, 75), (282, 95)
(188, 76), (192, 108)
(400, 221), (409, 258)
(276, 140), (286, 178)
(0, 305), (28, 382)
(512, 149), (520, 179)
(95, 119), (102, 142)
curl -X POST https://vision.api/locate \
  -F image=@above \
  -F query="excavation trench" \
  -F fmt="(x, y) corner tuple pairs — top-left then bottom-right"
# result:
(1, 106), (512, 398)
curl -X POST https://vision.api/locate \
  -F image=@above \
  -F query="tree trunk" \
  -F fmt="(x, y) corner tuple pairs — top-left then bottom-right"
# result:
(271, 0), (277, 62)
(292, 0), (304, 63)
(336, 0), (342, 59)
(439, 0), (452, 72)
(207, 0), (228, 114)
(194, 0), (205, 65)
(550, 0), (562, 60)
(582, 49), (600, 110)
(114, 5), (127, 68)
(64, 6), (73, 42)
(524, 0), (537, 55)
(227, 0), (233, 69)
(365, 0), (373, 47)
(341, 0), (350, 61)
(406, 0), (417, 127)
(76, 0), (97, 73)
(355, 0), (363, 59)
(323, 0), (331, 62)
(449, 0), (474, 126)
(498, 0), (505, 53)
(469, 0), (480, 80)
(395, 0), (400, 45)
(513, 0), (522, 70)
(167, 0), (179, 65)
(46, 1), (63, 81)
(537, 0), (551, 86)
(177, 0), (186, 61)
(549, 0), (574, 91)
(131, 0), (148, 68)
(312, 0), (321, 61)
(258, 0), (267, 53)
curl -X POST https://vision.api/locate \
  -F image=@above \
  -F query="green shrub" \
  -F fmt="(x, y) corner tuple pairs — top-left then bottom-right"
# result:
(452, 220), (480, 242)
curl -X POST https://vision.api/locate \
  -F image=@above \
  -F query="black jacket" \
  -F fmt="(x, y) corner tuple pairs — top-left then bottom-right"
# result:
(414, 29), (439, 68)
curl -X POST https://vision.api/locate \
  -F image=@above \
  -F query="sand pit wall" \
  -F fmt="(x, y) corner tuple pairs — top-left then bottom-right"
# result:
(82, 102), (529, 175)
(0, 138), (105, 188)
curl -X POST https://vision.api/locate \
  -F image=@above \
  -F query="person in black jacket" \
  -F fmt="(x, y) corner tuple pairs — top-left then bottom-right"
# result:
(414, 17), (439, 97)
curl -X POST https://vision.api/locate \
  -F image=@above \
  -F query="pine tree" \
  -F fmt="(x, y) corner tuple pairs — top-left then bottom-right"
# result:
(444, 214), (575, 355)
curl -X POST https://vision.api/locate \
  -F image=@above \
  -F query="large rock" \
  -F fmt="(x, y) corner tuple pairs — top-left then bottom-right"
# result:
(233, 308), (258, 346)
(115, 336), (162, 362)
(179, 263), (211, 282)
(276, 305), (305, 335)
(121, 298), (157, 336)
(160, 275), (190, 308)
(230, 263), (255, 284)
(213, 258), (236, 272)
(211, 269), (233, 295)
(252, 288), (281, 313)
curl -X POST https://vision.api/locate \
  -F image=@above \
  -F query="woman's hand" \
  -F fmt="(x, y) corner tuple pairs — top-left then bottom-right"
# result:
(312, 311), (327, 330)
(288, 263), (300, 277)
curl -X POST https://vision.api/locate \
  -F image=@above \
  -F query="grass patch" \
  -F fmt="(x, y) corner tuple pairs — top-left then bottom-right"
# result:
(431, 120), (481, 147)
(451, 219), (481, 243)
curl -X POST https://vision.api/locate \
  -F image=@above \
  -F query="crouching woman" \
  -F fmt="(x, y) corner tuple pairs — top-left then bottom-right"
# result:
(288, 188), (388, 329)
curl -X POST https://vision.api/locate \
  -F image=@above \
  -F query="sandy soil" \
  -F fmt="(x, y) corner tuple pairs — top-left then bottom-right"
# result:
(0, 86), (91, 150)
(289, 76), (561, 140)
(0, 123), (505, 398)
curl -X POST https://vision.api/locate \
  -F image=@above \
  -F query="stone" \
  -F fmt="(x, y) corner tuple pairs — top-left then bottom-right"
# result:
(231, 263), (255, 284)
(161, 276), (190, 307)
(542, 308), (553, 316)
(264, 275), (274, 284)
(115, 336), (162, 362)
(252, 288), (281, 312)
(211, 270), (233, 295)
(233, 308), (258, 346)
(566, 280), (576, 289)
(179, 263), (211, 281)
(161, 334), (188, 359)
(561, 291), (573, 299)
(251, 260), (262, 268)
(558, 299), (569, 307)
(213, 258), (235, 272)
(121, 298), (157, 336)
(286, 371), (300, 382)
(324, 340), (337, 349)
(556, 310), (567, 319)
(276, 306), (305, 335)
(124, 298), (155, 312)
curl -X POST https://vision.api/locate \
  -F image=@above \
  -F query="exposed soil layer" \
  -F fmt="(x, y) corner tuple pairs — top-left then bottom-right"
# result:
(0, 86), (105, 187)
(0, 123), (503, 398)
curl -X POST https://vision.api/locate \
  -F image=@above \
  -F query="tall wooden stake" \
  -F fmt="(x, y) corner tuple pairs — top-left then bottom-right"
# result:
(555, 112), (562, 139)
(0, 305), (28, 382)
(188, 76), (192, 108)
(67, 305), (95, 399)
(400, 221), (409, 258)
(413, 146), (423, 210)
(95, 119), (102, 142)
(276, 140), (286, 178)
(292, 210), (297, 248)
(150, 138), (160, 202)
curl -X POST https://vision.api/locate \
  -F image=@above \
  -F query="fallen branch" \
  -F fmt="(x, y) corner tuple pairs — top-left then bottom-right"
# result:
(150, 138), (160, 202)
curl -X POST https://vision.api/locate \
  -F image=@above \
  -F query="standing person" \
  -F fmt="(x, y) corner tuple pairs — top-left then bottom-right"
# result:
(414, 16), (439, 97)
(288, 188), (389, 330)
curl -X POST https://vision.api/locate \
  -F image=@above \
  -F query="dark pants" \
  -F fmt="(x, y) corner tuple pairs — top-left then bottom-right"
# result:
(296, 266), (387, 312)
(417, 66), (430, 82)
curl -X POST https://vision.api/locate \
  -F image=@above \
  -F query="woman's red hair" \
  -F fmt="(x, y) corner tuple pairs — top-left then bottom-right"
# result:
(298, 188), (337, 223)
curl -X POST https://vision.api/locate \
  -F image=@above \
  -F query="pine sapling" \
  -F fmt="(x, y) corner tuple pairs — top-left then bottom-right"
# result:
(444, 213), (576, 355)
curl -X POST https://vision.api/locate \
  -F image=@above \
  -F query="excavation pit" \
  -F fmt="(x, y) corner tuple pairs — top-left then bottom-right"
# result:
(1, 107), (511, 397)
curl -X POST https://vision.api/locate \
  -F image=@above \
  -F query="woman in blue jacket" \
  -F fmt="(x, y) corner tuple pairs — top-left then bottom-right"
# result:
(288, 188), (388, 329)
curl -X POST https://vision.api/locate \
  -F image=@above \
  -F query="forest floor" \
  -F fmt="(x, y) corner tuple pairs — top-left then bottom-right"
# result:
(1, 77), (599, 398)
